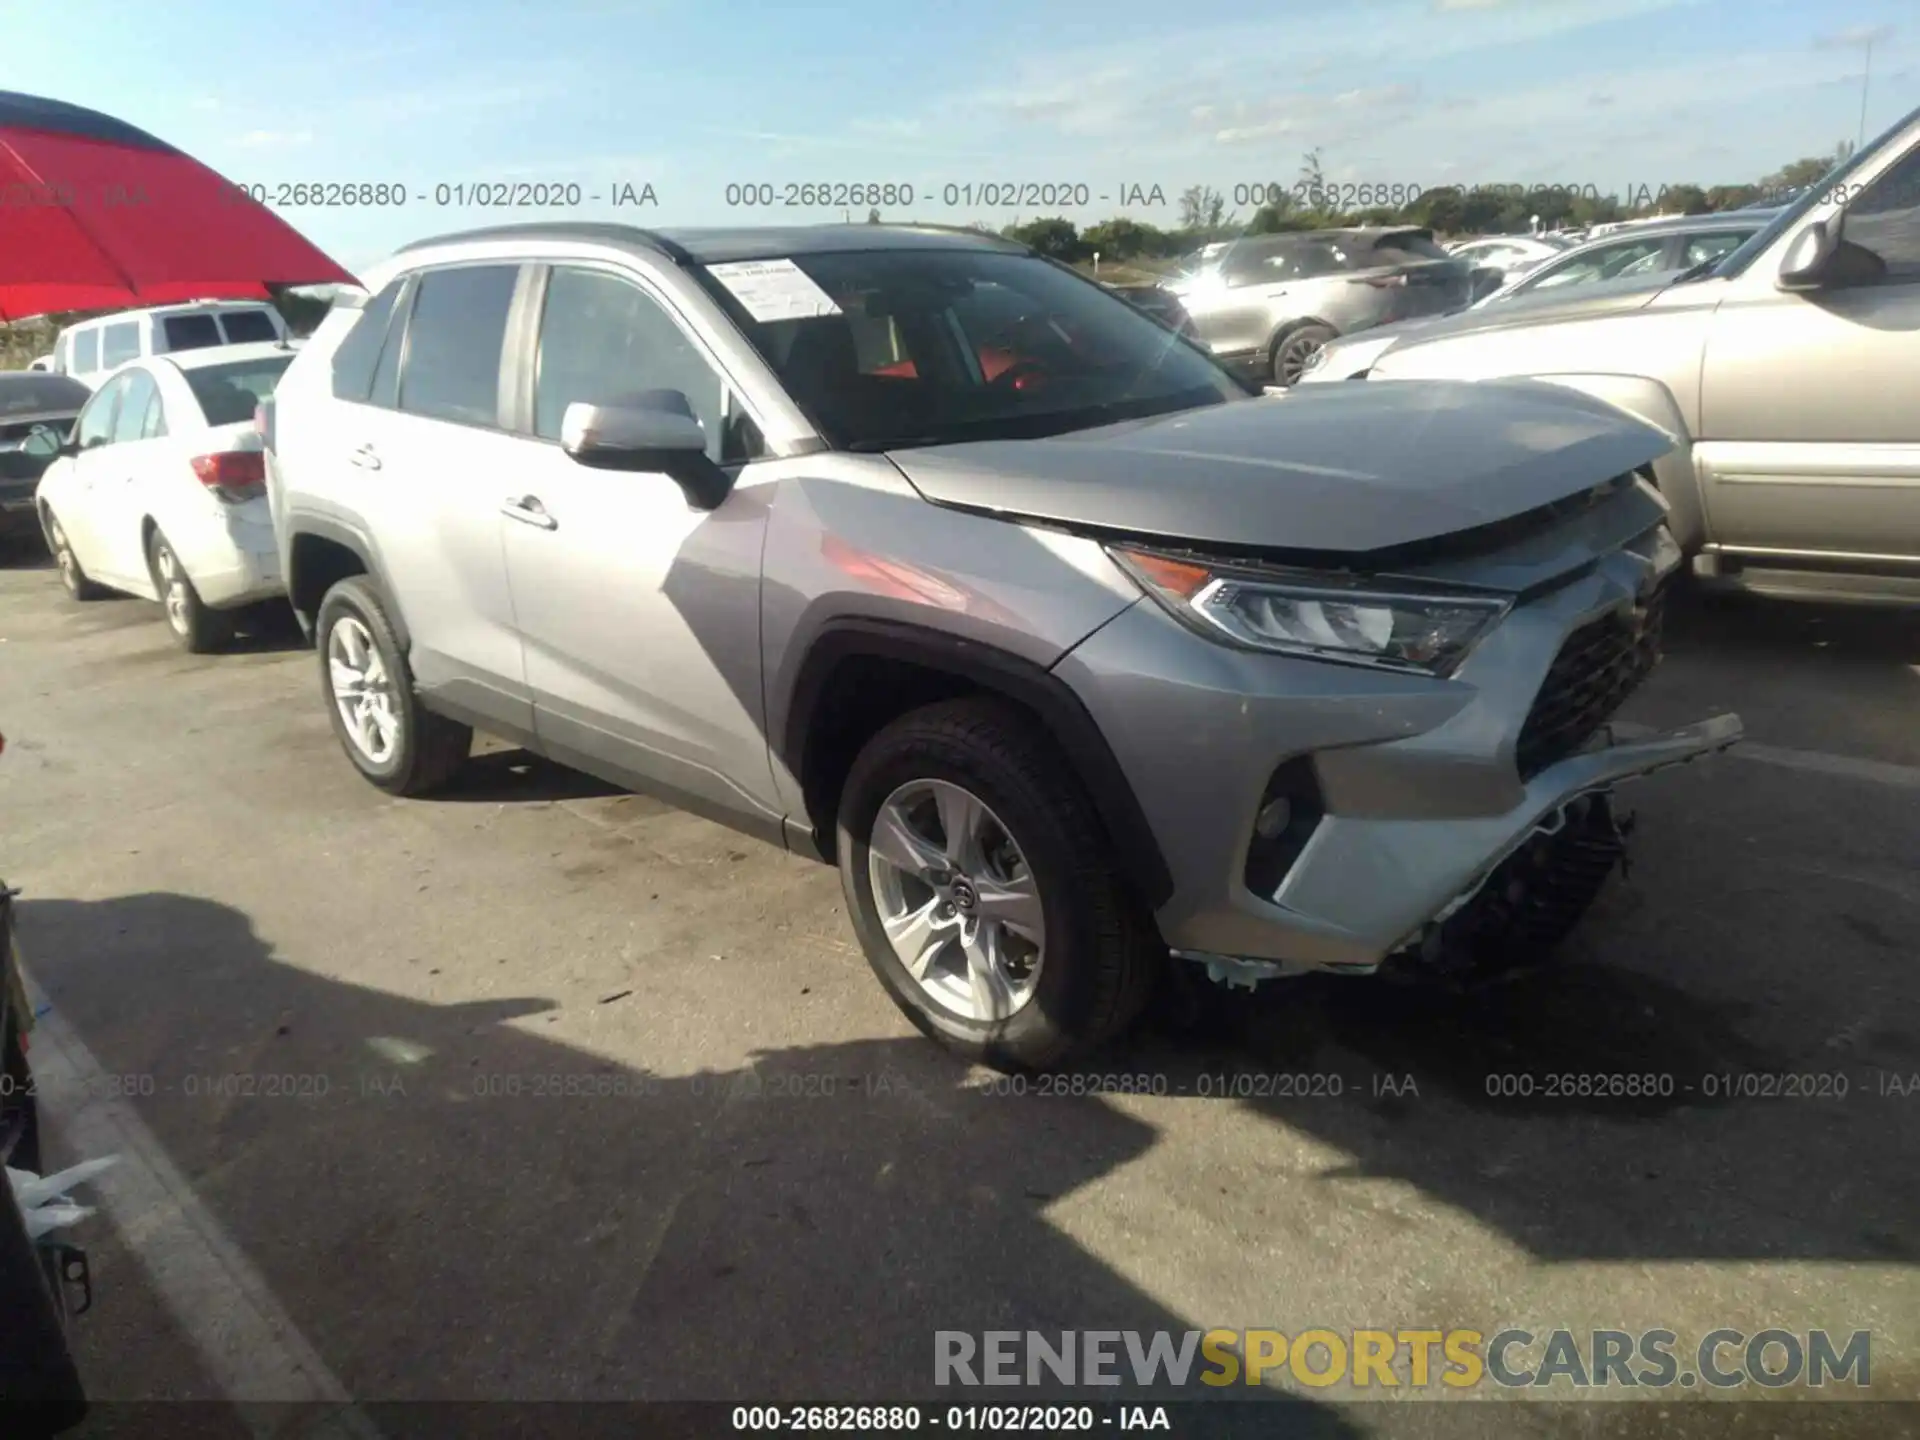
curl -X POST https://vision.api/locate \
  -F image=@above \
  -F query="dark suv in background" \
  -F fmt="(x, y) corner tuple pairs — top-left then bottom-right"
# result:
(1167, 228), (1476, 385)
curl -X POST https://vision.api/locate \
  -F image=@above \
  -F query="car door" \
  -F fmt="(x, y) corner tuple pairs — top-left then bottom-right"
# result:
(372, 262), (535, 735)
(91, 367), (172, 585)
(1696, 138), (1920, 559)
(54, 372), (129, 579)
(1191, 239), (1297, 354)
(498, 260), (783, 825)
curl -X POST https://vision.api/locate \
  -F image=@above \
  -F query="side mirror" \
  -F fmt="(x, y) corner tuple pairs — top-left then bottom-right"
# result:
(559, 394), (733, 510)
(1777, 220), (1836, 291)
(22, 427), (64, 459)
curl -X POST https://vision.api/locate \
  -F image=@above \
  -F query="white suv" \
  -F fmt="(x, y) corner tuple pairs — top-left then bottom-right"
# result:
(52, 302), (290, 390)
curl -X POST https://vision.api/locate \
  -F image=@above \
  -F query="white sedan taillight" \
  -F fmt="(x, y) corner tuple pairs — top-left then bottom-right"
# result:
(191, 451), (266, 503)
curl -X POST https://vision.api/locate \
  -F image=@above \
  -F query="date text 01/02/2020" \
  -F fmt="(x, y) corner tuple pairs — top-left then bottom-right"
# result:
(215, 181), (659, 209)
(721, 182), (1170, 209)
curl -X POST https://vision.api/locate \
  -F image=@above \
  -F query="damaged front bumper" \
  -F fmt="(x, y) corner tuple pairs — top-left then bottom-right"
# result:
(1173, 712), (1743, 987)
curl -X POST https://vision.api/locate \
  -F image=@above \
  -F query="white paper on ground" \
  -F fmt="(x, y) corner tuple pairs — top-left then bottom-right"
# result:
(706, 259), (843, 322)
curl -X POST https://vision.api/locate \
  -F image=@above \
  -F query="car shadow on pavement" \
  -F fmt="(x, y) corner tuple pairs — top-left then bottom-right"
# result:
(18, 892), (1375, 1436)
(1114, 902), (1918, 1269)
(429, 748), (626, 805)
(1635, 587), (1920, 766)
(0, 536), (56, 571)
(219, 602), (309, 656)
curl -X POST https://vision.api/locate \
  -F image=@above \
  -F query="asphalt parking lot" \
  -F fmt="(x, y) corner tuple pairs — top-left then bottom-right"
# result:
(1, 542), (1916, 1439)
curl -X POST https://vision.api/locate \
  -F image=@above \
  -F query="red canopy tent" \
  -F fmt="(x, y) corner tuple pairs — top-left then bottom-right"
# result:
(0, 89), (357, 322)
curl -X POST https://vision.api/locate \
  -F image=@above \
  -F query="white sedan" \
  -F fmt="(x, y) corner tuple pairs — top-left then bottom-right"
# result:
(34, 342), (295, 653)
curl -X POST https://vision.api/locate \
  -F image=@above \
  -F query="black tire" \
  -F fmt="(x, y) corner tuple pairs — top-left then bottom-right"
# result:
(41, 510), (106, 601)
(314, 575), (470, 796)
(836, 698), (1163, 1072)
(1271, 322), (1338, 387)
(147, 528), (232, 654)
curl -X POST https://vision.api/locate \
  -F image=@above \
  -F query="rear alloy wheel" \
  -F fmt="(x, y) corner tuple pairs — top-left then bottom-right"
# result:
(837, 698), (1162, 1071)
(148, 528), (231, 654)
(1272, 323), (1337, 387)
(43, 512), (105, 601)
(315, 575), (471, 796)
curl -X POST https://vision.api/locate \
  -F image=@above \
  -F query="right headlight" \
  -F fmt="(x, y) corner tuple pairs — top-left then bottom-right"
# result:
(1109, 547), (1512, 677)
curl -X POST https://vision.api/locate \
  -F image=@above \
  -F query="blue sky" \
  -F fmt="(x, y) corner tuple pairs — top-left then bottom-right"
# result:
(1, 0), (1911, 277)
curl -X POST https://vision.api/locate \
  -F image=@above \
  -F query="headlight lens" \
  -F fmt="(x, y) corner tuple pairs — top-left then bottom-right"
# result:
(1110, 547), (1511, 676)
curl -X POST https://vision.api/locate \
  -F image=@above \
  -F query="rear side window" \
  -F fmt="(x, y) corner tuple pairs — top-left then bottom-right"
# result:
(185, 356), (295, 426)
(219, 310), (280, 343)
(162, 314), (223, 352)
(111, 370), (158, 443)
(100, 321), (141, 370)
(396, 265), (518, 426)
(72, 329), (100, 373)
(330, 281), (404, 402)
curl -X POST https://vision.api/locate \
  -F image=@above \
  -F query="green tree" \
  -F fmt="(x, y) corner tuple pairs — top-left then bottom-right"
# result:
(1002, 216), (1085, 262)
(1082, 217), (1154, 260)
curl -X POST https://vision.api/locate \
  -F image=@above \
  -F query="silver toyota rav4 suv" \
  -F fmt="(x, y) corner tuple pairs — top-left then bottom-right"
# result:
(262, 222), (1741, 1071)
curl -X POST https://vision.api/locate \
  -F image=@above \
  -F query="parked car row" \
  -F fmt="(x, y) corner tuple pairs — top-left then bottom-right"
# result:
(1303, 101), (1920, 608)
(45, 301), (290, 389)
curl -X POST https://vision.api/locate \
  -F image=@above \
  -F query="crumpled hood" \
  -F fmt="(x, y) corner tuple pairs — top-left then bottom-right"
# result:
(886, 378), (1675, 555)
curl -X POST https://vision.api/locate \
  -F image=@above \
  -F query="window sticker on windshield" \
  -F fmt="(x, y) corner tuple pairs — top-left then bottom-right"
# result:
(706, 259), (843, 322)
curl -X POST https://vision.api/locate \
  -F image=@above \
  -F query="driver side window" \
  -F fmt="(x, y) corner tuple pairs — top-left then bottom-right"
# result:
(1841, 144), (1920, 284)
(532, 265), (764, 463)
(75, 373), (127, 449)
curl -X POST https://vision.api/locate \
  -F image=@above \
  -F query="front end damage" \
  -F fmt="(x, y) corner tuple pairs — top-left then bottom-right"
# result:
(1174, 712), (1742, 991)
(1388, 713), (1741, 982)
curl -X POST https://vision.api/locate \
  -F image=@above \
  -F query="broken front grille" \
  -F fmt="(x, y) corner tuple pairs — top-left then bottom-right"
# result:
(1515, 581), (1669, 780)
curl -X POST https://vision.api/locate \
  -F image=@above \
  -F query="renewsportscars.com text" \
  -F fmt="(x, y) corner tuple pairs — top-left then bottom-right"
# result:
(934, 1328), (1872, 1391)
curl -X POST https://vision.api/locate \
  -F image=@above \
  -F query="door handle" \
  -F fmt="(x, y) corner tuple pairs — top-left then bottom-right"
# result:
(349, 444), (381, 471)
(501, 495), (557, 530)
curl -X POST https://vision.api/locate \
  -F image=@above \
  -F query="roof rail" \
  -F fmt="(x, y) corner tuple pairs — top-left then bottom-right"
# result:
(392, 221), (696, 265)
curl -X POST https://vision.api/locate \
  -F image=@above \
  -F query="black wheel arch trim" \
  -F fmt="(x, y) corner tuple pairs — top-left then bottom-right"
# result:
(780, 616), (1175, 911)
(286, 514), (410, 650)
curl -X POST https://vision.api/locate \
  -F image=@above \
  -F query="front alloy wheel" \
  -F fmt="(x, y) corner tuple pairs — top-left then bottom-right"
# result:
(837, 698), (1162, 1071)
(867, 779), (1047, 1023)
(1273, 323), (1337, 387)
(44, 513), (104, 601)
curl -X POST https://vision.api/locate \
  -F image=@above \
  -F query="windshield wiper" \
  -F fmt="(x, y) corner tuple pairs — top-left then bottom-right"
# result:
(1668, 257), (1723, 286)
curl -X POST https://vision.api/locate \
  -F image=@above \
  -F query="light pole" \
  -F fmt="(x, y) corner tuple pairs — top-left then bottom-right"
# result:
(1857, 35), (1874, 151)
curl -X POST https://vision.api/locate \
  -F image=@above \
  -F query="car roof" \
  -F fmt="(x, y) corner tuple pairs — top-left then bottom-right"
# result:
(64, 300), (277, 329)
(1584, 213), (1769, 237)
(158, 340), (299, 371)
(0, 370), (91, 417)
(393, 221), (1031, 266)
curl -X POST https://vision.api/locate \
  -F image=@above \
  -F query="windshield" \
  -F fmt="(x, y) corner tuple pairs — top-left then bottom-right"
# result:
(695, 249), (1248, 451)
(1712, 107), (1918, 280)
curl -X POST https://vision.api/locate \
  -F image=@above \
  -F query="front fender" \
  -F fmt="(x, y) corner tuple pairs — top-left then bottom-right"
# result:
(1493, 374), (1707, 553)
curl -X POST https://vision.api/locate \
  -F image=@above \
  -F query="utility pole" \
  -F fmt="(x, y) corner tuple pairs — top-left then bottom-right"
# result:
(1857, 35), (1874, 150)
